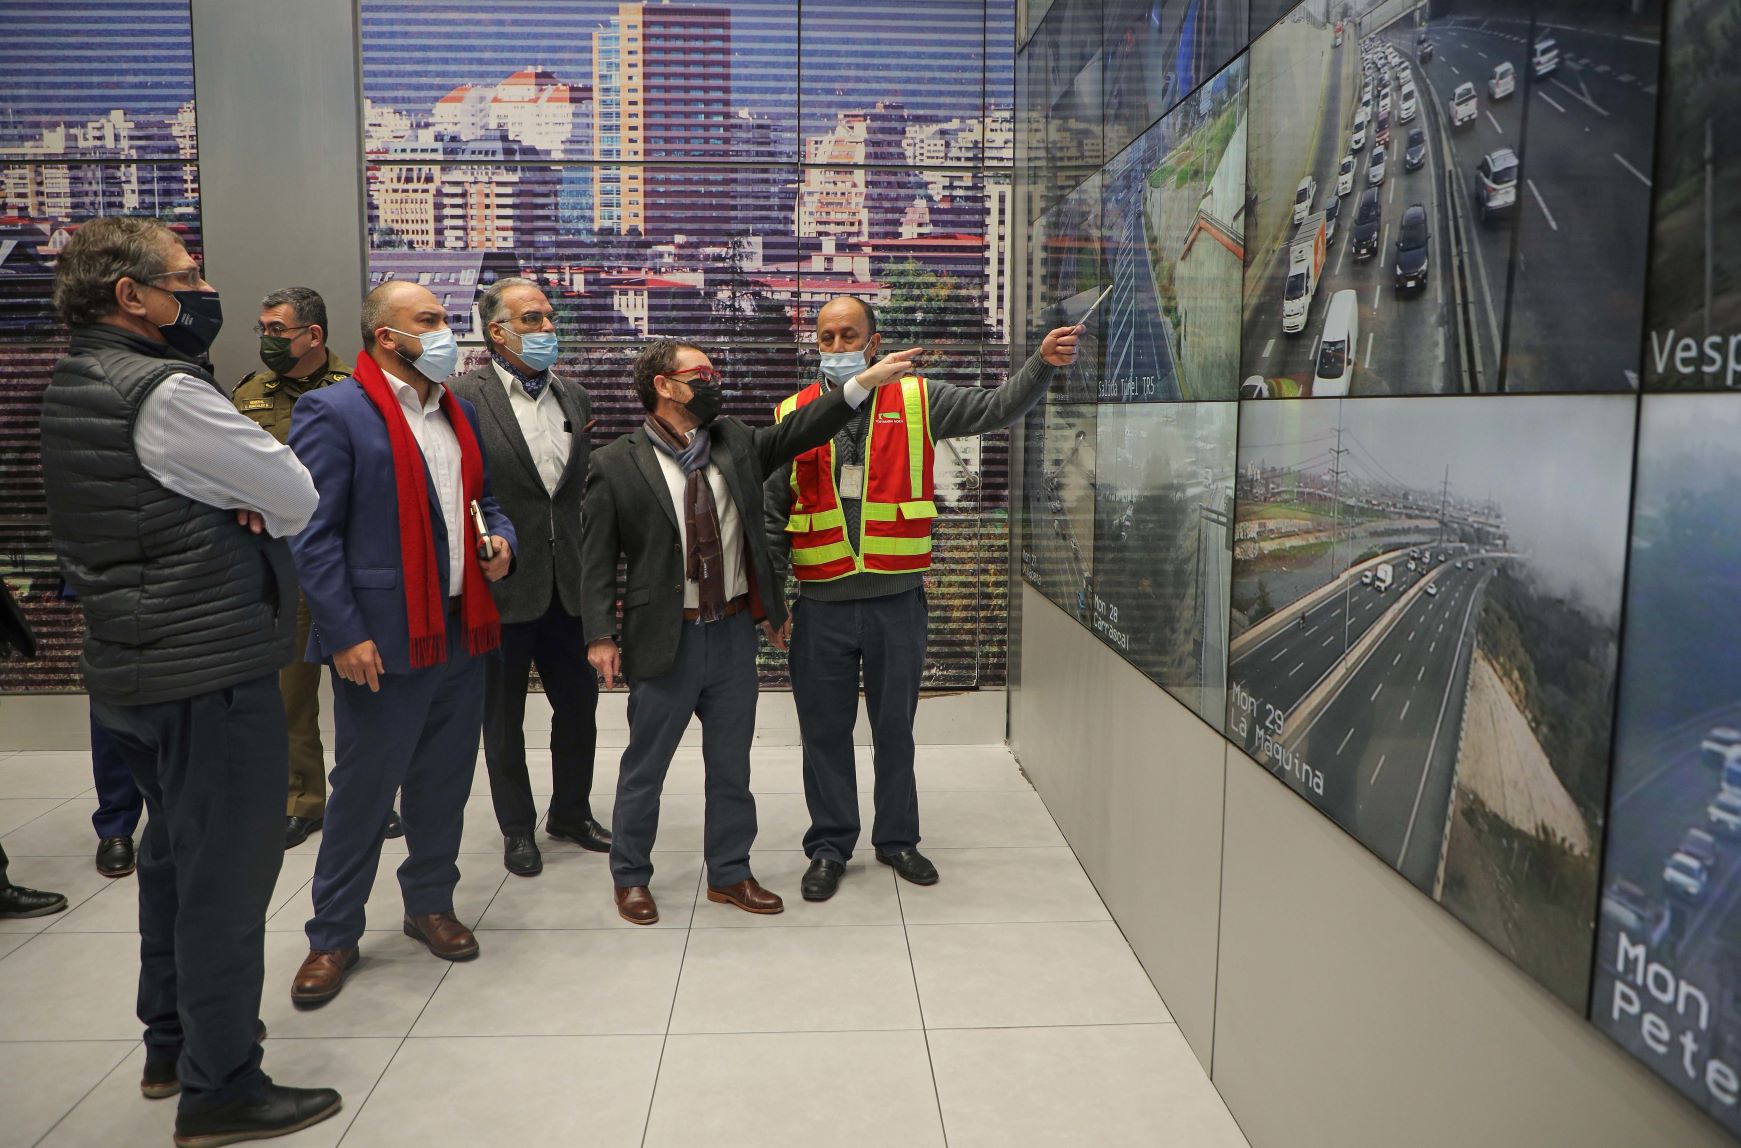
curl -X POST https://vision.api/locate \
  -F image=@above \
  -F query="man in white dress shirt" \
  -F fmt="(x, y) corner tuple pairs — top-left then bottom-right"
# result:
(39, 215), (340, 1142)
(449, 278), (611, 877)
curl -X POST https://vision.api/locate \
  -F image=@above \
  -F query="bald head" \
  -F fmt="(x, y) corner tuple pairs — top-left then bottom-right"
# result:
(360, 279), (439, 348)
(816, 296), (880, 360)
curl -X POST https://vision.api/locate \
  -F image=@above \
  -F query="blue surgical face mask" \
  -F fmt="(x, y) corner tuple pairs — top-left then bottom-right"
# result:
(819, 349), (866, 385)
(510, 329), (560, 373)
(388, 326), (459, 382)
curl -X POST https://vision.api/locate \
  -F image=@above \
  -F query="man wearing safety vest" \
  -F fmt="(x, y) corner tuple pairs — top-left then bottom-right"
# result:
(765, 298), (1081, 901)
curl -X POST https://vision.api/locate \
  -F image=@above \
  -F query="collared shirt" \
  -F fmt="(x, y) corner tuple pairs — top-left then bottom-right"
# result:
(492, 359), (571, 494)
(652, 441), (748, 609)
(134, 372), (318, 538)
(384, 371), (466, 594)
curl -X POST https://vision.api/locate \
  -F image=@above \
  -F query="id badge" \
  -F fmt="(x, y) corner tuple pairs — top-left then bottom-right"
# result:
(839, 464), (865, 499)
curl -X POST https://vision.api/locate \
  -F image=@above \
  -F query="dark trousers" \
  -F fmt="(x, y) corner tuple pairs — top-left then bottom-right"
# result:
(89, 706), (143, 839)
(307, 629), (483, 951)
(793, 588), (927, 863)
(91, 674), (287, 1112)
(483, 598), (599, 836)
(283, 594), (327, 819)
(611, 611), (757, 889)
(0, 840), (10, 887)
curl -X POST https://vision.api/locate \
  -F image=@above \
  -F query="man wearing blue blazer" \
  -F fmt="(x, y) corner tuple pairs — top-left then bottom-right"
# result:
(286, 280), (516, 1007)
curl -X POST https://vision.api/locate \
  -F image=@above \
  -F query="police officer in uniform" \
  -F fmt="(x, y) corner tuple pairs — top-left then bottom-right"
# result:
(234, 287), (400, 848)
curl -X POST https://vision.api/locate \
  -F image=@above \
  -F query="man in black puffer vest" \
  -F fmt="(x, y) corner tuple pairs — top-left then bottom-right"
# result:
(39, 217), (342, 1147)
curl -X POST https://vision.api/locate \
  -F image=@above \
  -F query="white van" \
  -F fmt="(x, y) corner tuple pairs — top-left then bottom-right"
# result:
(1312, 290), (1360, 397)
(1451, 82), (1478, 127)
(1532, 38), (1559, 78)
(1489, 61), (1516, 100)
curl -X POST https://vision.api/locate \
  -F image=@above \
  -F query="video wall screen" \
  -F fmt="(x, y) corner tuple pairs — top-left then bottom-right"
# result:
(0, 0), (202, 693)
(1019, 0), (1741, 1124)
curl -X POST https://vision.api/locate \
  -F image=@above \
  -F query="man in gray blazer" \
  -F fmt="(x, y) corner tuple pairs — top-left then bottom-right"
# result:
(581, 338), (921, 924)
(449, 278), (609, 877)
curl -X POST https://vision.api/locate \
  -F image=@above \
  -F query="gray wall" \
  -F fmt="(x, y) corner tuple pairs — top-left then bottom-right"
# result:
(190, 0), (367, 389)
(1010, 584), (1734, 1148)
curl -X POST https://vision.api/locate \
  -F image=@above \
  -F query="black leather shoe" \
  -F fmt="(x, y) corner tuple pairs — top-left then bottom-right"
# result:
(284, 815), (323, 850)
(546, 816), (611, 853)
(0, 884), (67, 918)
(383, 810), (404, 839)
(143, 1022), (268, 1099)
(876, 848), (939, 886)
(504, 833), (543, 876)
(801, 858), (846, 902)
(96, 835), (135, 878)
(172, 1081), (342, 1147)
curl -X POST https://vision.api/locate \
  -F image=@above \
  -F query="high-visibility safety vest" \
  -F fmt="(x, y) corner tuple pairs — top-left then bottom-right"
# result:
(773, 375), (937, 582)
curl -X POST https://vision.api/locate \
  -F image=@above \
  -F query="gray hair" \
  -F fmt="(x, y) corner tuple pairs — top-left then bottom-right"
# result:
(51, 216), (178, 328)
(477, 276), (541, 350)
(259, 285), (327, 335)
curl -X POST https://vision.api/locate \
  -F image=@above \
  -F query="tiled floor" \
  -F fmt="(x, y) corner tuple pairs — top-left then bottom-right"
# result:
(0, 744), (1248, 1148)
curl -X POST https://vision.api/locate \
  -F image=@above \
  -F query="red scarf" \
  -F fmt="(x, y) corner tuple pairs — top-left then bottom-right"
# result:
(352, 352), (500, 668)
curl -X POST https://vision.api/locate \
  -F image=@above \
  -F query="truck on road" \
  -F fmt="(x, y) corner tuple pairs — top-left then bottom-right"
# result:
(1374, 563), (1395, 592)
(1282, 212), (1328, 334)
(1451, 82), (1478, 128)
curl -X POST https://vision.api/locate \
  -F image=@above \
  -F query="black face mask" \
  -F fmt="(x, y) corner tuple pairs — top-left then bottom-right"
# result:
(684, 382), (723, 427)
(157, 288), (223, 358)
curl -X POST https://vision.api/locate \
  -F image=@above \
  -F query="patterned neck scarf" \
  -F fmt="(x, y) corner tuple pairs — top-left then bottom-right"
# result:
(644, 413), (727, 621)
(493, 350), (550, 400)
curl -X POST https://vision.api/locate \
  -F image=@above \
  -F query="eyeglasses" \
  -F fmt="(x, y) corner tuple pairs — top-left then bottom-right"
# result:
(253, 322), (311, 337)
(664, 366), (724, 387)
(144, 267), (207, 290)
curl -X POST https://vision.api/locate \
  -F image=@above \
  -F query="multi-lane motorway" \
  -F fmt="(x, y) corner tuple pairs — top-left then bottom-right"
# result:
(1233, 547), (1502, 887)
(1246, 8), (1656, 394)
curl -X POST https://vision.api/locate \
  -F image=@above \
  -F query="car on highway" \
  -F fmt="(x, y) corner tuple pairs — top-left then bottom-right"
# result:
(1425, 582), (1439, 598)
(1532, 37), (1559, 79)
(1351, 120), (1367, 151)
(1399, 85), (1417, 123)
(1375, 110), (1391, 147)
(1489, 61), (1516, 100)
(1351, 187), (1381, 259)
(1323, 195), (1340, 239)
(1379, 89), (1392, 117)
(1703, 726), (1741, 769)
(1419, 40), (1434, 63)
(1476, 147), (1520, 223)
(1361, 570), (1374, 586)
(1664, 851), (1711, 902)
(1238, 375), (1304, 399)
(1398, 63), (1412, 88)
(1293, 175), (1317, 224)
(1408, 559), (1417, 572)
(1451, 81), (1478, 127)
(1710, 790), (1741, 837)
(1337, 153), (1355, 196)
(1404, 127), (1427, 171)
(1368, 146), (1387, 185)
(1394, 203), (1429, 292)
(1682, 827), (1721, 871)
(1601, 880), (1672, 949)
(1311, 290), (1360, 397)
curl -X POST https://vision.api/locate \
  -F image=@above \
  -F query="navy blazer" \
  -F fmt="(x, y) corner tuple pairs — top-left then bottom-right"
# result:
(287, 376), (517, 675)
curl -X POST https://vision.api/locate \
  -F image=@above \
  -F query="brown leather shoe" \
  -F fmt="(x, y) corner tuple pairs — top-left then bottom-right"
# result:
(706, 878), (784, 915)
(403, 912), (480, 961)
(615, 885), (659, 925)
(291, 948), (358, 1008)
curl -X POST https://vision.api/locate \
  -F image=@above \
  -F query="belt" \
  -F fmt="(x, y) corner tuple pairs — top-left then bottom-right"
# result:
(683, 594), (750, 623)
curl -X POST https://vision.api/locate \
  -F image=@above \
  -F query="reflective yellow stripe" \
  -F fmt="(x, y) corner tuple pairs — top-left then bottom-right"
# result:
(785, 513), (812, 532)
(861, 502), (897, 522)
(861, 535), (933, 557)
(900, 377), (927, 498)
(899, 500), (937, 518)
(793, 540), (856, 565)
(808, 506), (847, 531)
(774, 394), (799, 422)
